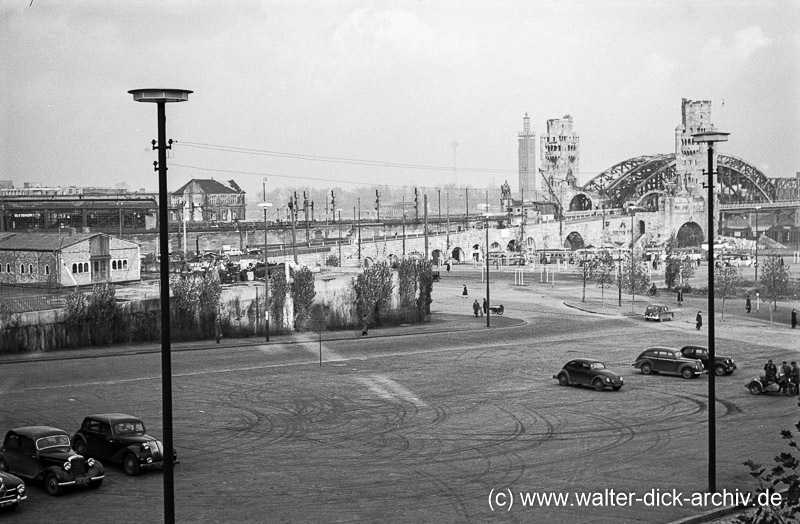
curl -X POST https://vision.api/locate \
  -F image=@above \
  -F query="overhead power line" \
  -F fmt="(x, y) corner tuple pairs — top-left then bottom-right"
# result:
(176, 140), (516, 174)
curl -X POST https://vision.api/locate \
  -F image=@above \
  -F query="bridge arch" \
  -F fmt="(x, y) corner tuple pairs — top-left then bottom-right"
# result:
(564, 232), (585, 250)
(569, 193), (594, 211)
(583, 153), (776, 207)
(451, 247), (466, 262)
(676, 222), (704, 247)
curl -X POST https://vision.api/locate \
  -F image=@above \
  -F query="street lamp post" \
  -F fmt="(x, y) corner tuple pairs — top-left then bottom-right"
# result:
(128, 87), (192, 524)
(259, 202), (273, 342)
(692, 130), (730, 495)
(485, 215), (490, 328)
(337, 209), (342, 265)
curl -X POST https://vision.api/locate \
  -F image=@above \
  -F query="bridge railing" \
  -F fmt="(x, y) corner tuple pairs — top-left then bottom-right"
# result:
(720, 200), (800, 210)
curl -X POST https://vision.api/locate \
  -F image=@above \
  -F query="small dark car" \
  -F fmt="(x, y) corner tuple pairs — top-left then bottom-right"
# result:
(644, 304), (675, 322)
(0, 471), (27, 511)
(679, 345), (736, 376)
(73, 414), (177, 476)
(0, 426), (104, 496)
(632, 347), (705, 379)
(554, 358), (624, 391)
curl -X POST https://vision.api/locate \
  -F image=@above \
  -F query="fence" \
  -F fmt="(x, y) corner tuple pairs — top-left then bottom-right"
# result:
(0, 295), (66, 313)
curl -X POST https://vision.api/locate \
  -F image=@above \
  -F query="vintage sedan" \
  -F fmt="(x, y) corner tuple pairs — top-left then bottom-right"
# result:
(632, 347), (705, 379)
(679, 345), (737, 376)
(0, 471), (27, 511)
(0, 427), (104, 496)
(554, 359), (624, 391)
(644, 304), (675, 322)
(73, 414), (177, 476)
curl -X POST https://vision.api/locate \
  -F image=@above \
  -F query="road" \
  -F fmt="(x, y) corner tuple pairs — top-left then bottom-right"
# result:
(0, 266), (797, 523)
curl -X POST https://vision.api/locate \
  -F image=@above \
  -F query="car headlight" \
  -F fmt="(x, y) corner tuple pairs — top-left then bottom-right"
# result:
(87, 458), (95, 467)
(63, 461), (71, 470)
(17, 484), (24, 495)
(605, 377), (612, 382)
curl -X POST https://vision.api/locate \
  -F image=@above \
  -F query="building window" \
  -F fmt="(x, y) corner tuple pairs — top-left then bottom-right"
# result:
(28, 264), (33, 274)
(5, 263), (10, 273)
(83, 262), (89, 273)
(112, 260), (117, 270)
(45, 265), (50, 275)
(20, 264), (25, 274)
(72, 263), (78, 273)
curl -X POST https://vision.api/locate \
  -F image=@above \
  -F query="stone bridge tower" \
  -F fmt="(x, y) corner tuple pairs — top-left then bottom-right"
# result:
(518, 113), (538, 199)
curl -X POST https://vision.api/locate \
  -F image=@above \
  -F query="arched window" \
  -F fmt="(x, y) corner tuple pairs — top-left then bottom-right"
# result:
(20, 264), (25, 274)
(45, 265), (50, 275)
(6, 263), (10, 273)
(112, 260), (117, 270)
(122, 260), (128, 269)
(28, 264), (33, 274)
(83, 262), (89, 273)
(72, 263), (78, 273)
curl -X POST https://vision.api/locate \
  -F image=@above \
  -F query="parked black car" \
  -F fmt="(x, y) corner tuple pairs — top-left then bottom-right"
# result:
(679, 345), (737, 376)
(632, 347), (705, 379)
(0, 470), (27, 510)
(0, 427), (104, 496)
(554, 358), (624, 391)
(73, 414), (177, 476)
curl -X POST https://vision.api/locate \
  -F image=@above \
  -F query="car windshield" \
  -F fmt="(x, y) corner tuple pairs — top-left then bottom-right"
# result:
(36, 434), (71, 451)
(114, 421), (146, 436)
(590, 362), (606, 370)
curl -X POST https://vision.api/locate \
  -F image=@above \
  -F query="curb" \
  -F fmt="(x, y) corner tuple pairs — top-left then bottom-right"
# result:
(563, 301), (638, 317)
(667, 505), (745, 524)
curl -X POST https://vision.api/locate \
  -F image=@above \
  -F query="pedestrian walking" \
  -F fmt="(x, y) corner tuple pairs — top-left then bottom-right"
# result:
(482, 297), (488, 315)
(756, 292), (761, 313)
(792, 309), (797, 329)
(462, 284), (468, 298)
(791, 361), (799, 395)
(472, 299), (480, 317)
(361, 314), (370, 336)
(677, 288), (684, 307)
(214, 315), (223, 343)
(745, 294), (751, 314)
(695, 311), (703, 330)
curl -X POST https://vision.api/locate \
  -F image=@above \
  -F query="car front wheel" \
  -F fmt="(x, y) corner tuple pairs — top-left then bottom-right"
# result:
(640, 363), (652, 375)
(592, 379), (605, 391)
(681, 367), (695, 379)
(557, 374), (569, 386)
(45, 473), (63, 496)
(714, 365), (726, 376)
(123, 453), (141, 476)
(0, 458), (9, 472)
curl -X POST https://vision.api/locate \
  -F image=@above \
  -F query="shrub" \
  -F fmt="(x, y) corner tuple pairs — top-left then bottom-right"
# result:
(86, 283), (121, 345)
(291, 266), (316, 330)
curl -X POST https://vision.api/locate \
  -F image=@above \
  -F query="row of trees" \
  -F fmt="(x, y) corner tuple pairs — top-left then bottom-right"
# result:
(578, 232), (793, 320)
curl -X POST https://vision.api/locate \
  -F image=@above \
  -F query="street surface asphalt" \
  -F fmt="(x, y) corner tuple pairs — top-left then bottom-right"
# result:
(0, 262), (797, 523)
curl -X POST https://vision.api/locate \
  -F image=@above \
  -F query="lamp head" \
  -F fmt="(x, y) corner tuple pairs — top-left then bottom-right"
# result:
(691, 131), (730, 144)
(128, 88), (192, 103)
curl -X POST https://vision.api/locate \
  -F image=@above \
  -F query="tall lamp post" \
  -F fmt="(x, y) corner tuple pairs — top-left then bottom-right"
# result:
(259, 202), (273, 342)
(128, 87), (192, 524)
(692, 130), (730, 495)
(485, 214), (490, 327)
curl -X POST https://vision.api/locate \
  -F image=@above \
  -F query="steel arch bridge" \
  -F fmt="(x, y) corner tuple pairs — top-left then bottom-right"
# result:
(581, 153), (793, 209)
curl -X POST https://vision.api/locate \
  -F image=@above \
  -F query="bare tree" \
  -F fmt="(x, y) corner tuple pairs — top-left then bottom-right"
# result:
(759, 256), (790, 324)
(714, 263), (742, 321)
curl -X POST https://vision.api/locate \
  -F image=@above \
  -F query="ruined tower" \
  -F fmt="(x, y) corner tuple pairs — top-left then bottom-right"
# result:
(675, 98), (714, 193)
(518, 113), (537, 199)
(540, 115), (580, 190)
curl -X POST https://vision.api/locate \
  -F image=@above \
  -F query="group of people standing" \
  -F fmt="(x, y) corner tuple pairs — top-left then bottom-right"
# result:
(472, 298), (488, 317)
(764, 359), (799, 395)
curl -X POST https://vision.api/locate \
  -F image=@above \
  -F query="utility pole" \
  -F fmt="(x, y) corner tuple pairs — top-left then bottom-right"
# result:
(289, 194), (298, 264)
(303, 191), (310, 243)
(414, 188), (419, 223)
(375, 189), (380, 220)
(331, 191), (336, 222)
(357, 198), (361, 265)
(337, 209), (342, 266)
(424, 194), (429, 261)
(402, 196), (406, 258)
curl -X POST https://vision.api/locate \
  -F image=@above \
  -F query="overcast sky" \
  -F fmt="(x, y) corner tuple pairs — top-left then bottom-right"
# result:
(2, 0), (798, 201)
